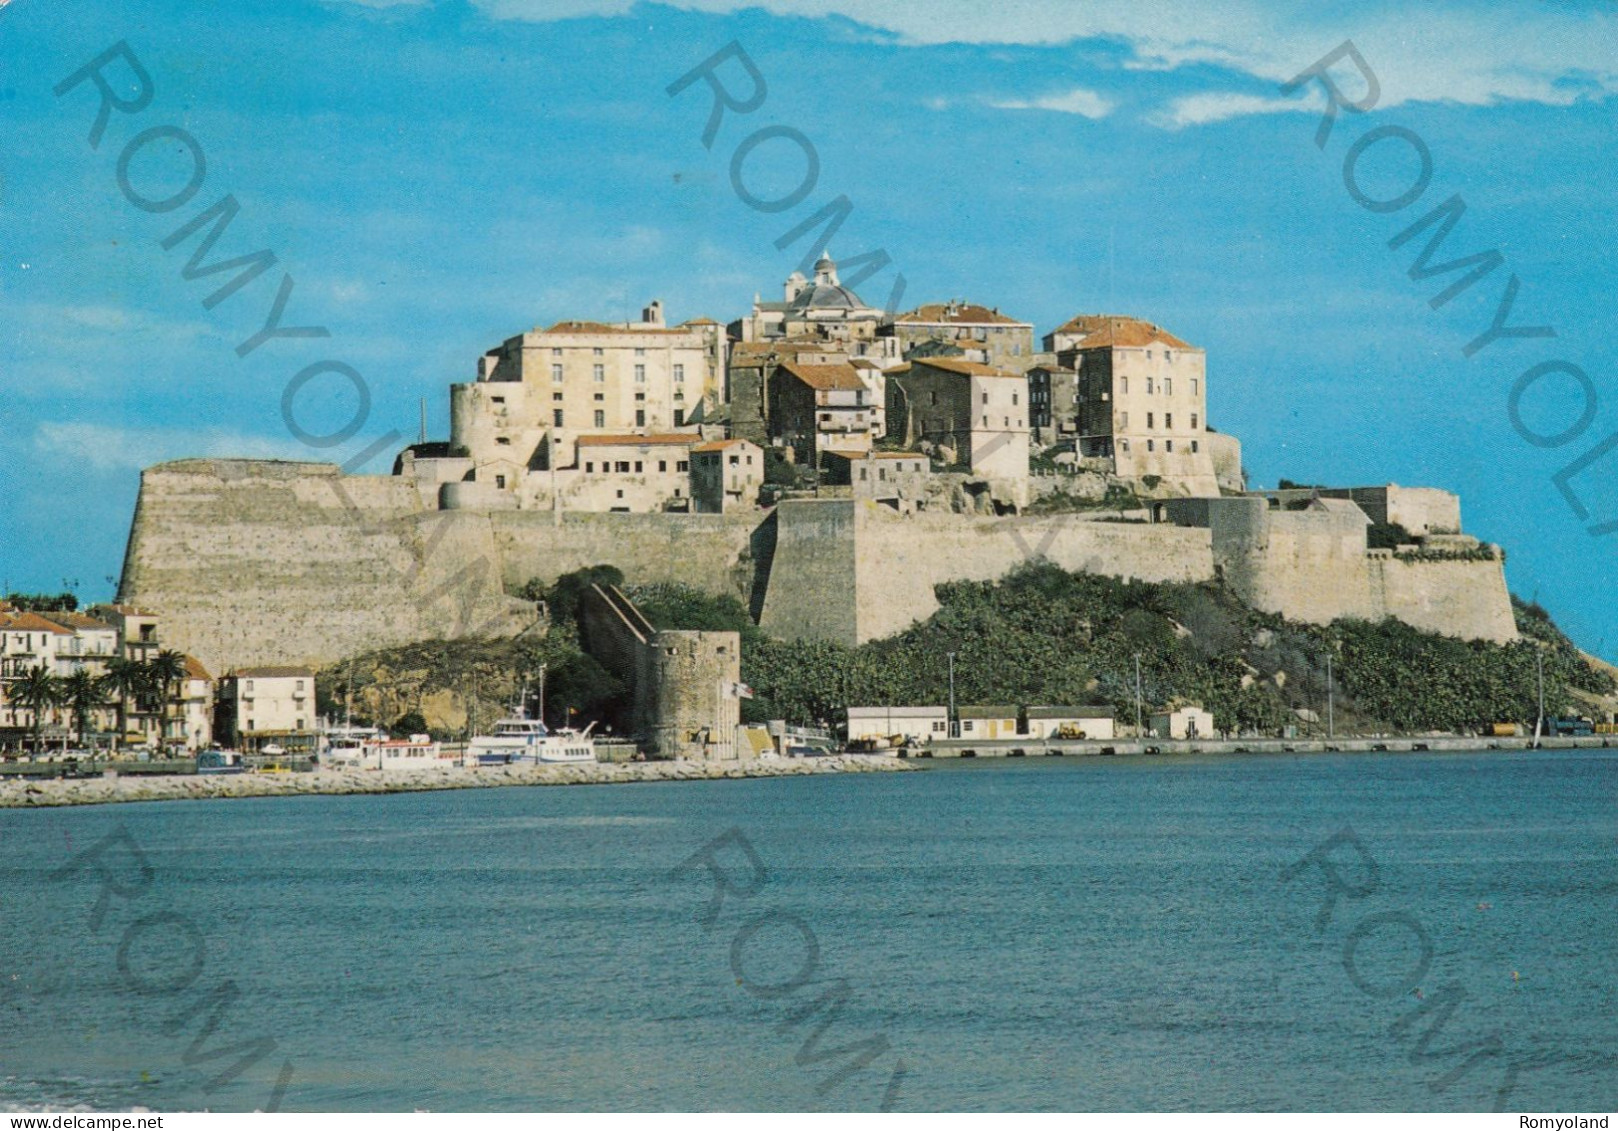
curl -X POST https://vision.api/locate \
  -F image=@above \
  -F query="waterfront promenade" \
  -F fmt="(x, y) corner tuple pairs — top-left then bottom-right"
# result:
(0, 754), (914, 808)
(919, 733), (1616, 757)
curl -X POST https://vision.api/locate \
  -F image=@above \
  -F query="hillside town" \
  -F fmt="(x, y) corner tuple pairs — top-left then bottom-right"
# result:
(11, 251), (1605, 768)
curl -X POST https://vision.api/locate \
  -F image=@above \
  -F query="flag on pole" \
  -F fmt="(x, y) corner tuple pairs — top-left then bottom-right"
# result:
(726, 680), (755, 699)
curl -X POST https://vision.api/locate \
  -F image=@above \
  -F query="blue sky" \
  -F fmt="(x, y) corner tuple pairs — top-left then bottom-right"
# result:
(2, 0), (1616, 653)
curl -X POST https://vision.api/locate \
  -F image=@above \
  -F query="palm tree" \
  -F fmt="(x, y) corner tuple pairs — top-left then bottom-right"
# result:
(9, 665), (64, 753)
(102, 656), (145, 754)
(63, 668), (107, 750)
(150, 650), (189, 752)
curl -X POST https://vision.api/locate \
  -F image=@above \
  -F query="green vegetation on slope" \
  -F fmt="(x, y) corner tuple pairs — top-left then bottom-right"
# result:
(324, 564), (1613, 740)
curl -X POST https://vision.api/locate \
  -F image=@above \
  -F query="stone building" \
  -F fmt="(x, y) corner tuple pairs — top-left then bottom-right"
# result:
(450, 303), (723, 497)
(215, 666), (317, 754)
(1048, 314), (1220, 496)
(820, 449), (933, 511)
(769, 360), (880, 465)
(731, 252), (899, 361)
(570, 433), (698, 512)
(727, 339), (854, 446)
(885, 357), (1029, 483)
(690, 438), (764, 513)
(1025, 363), (1078, 445)
(880, 301), (1035, 370)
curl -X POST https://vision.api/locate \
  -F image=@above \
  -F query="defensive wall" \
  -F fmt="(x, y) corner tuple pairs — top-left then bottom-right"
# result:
(119, 460), (1518, 674)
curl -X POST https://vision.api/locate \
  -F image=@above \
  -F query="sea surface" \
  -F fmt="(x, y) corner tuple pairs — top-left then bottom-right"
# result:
(0, 750), (1614, 1112)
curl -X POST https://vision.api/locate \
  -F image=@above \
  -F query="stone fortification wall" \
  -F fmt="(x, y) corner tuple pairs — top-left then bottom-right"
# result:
(757, 499), (1217, 645)
(1372, 554), (1516, 643)
(119, 460), (526, 674)
(490, 510), (761, 601)
(121, 462), (1517, 675)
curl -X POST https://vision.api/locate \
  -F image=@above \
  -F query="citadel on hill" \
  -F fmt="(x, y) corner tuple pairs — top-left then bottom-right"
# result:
(118, 252), (1516, 678)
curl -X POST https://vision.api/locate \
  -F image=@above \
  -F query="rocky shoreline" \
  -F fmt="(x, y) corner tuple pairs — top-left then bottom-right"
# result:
(0, 755), (917, 809)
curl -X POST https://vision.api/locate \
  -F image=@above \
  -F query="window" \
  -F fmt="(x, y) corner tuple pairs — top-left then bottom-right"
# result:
(1147, 439), (1154, 452)
(634, 347), (645, 357)
(551, 364), (563, 383)
(1120, 377), (1128, 394)
(676, 460), (689, 472)
(673, 409), (684, 427)
(1165, 440), (1174, 452)
(491, 395), (505, 405)
(635, 392), (645, 401)
(553, 410), (564, 426)
(585, 462), (594, 472)
(634, 461), (643, 472)
(981, 392), (989, 405)
(592, 347), (603, 356)
(1165, 413), (1173, 429)
(552, 391), (563, 401)
(635, 364), (646, 383)
(1191, 413), (1199, 429)
(496, 436), (511, 446)
(1012, 392), (1019, 405)
(594, 410), (605, 428)
(615, 461), (630, 473)
(552, 347), (562, 356)
(636, 410), (646, 427)
(1166, 350), (1174, 362)
(1191, 379), (1199, 397)
(495, 474), (506, 488)
(674, 364), (685, 382)
(594, 392), (604, 401)
(1147, 412), (1154, 429)
(246, 681), (254, 693)
(1191, 440), (1199, 453)
(593, 364), (604, 383)
(1164, 378), (1172, 396)
(1120, 412), (1129, 429)
(729, 454), (739, 467)
(658, 460), (667, 472)
(1146, 378), (1154, 395)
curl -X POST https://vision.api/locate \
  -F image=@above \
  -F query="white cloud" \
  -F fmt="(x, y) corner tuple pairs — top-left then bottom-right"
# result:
(988, 88), (1113, 118)
(372, 0), (1617, 115)
(1151, 90), (1321, 129)
(33, 423), (313, 472)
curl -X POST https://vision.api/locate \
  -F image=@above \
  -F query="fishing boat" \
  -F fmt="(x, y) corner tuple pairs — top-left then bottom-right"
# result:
(466, 716), (597, 765)
(197, 748), (245, 774)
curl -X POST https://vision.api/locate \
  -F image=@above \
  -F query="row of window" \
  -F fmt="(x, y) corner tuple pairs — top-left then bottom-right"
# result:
(584, 459), (692, 474)
(1119, 438), (1200, 454)
(551, 363), (686, 384)
(1119, 376), (1198, 397)
(1120, 412), (1199, 431)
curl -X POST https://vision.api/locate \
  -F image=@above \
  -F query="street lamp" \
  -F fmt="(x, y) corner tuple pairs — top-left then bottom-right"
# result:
(947, 651), (957, 738)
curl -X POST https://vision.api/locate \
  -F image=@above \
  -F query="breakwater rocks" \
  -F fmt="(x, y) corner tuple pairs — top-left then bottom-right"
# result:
(0, 755), (917, 809)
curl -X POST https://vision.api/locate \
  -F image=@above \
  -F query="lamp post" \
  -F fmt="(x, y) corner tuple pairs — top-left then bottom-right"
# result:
(1134, 653), (1143, 737)
(948, 651), (957, 738)
(1326, 650), (1334, 741)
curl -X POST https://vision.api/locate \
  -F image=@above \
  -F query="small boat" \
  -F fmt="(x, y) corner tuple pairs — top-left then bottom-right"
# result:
(466, 717), (596, 765)
(197, 748), (245, 774)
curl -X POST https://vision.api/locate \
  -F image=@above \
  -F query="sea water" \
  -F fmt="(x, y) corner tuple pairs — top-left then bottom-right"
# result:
(0, 749), (1613, 1112)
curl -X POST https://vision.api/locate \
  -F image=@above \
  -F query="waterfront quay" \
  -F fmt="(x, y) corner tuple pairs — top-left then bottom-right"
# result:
(915, 734), (1617, 758)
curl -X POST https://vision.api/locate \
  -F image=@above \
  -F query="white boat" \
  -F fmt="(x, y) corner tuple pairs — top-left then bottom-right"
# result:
(466, 717), (596, 765)
(322, 723), (386, 768)
(364, 735), (448, 769)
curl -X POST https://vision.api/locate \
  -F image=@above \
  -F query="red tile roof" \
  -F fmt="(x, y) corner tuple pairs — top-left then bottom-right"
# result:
(891, 302), (1030, 327)
(574, 432), (700, 448)
(691, 439), (756, 453)
(779, 361), (868, 391)
(39, 612), (116, 632)
(0, 612), (74, 635)
(1052, 315), (1197, 351)
(909, 357), (1021, 378)
(541, 320), (688, 336)
(229, 666), (314, 679)
(184, 655), (213, 681)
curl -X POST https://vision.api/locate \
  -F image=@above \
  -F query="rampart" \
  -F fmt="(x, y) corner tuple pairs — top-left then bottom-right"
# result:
(119, 460), (1518, 674)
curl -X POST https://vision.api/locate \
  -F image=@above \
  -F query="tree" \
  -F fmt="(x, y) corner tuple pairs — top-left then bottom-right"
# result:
(149, 650), (189, 750)
(102, 657), (146, 753)
(63, 668), (107, 748)
(393, 710), (429, 737)
(9, 665), (64, 752)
